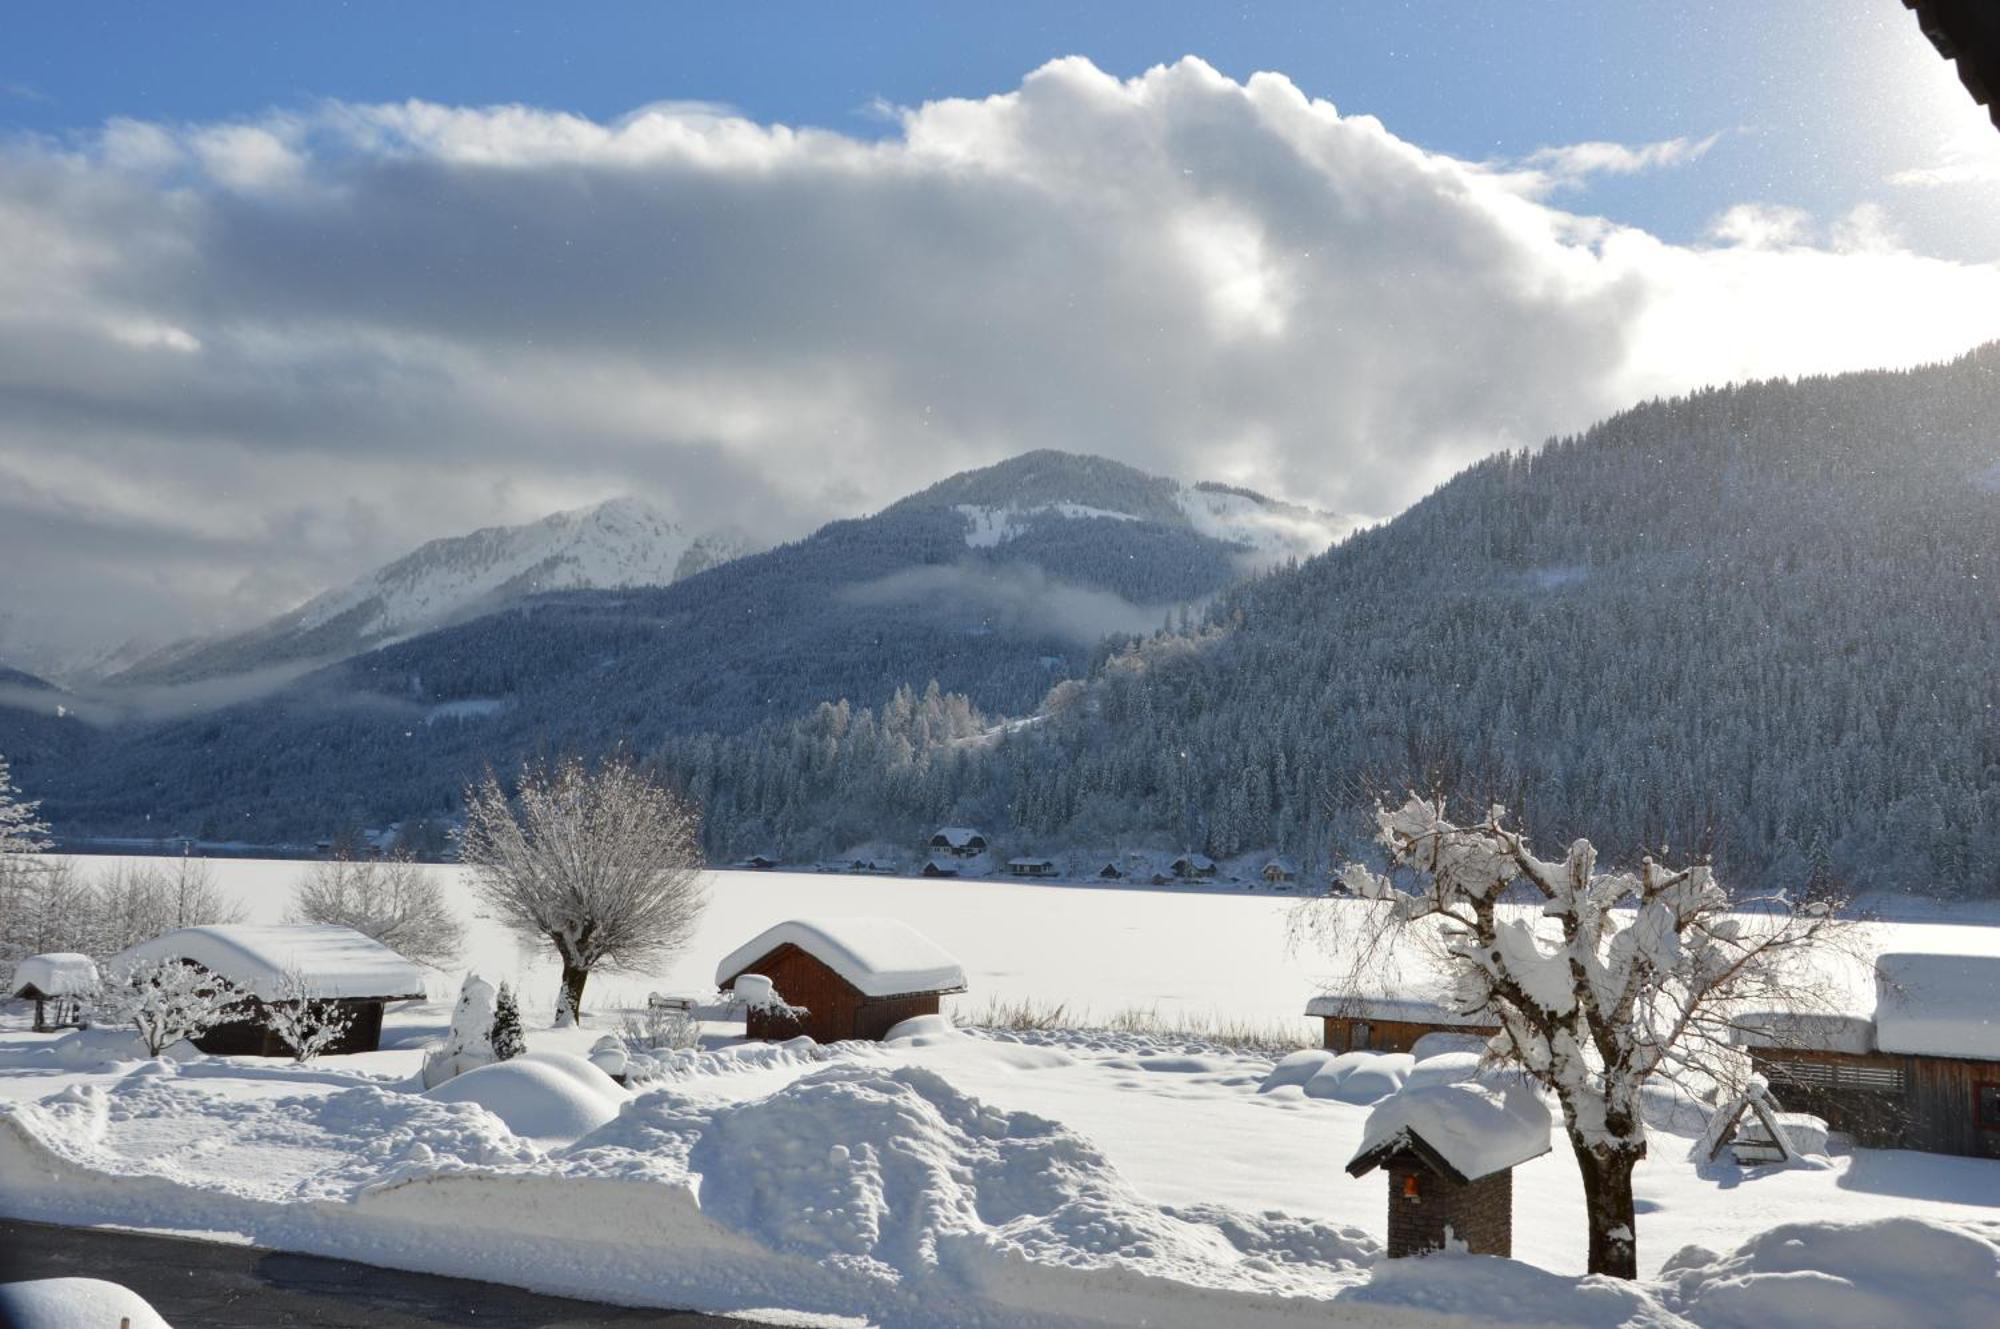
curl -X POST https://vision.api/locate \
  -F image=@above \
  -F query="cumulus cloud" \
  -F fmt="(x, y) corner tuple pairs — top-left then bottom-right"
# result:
(1502, 133), (1722, 195)
(4, 56), (2000, 663)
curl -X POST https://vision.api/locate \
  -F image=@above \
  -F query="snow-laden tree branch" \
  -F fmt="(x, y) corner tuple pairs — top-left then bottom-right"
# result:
(460, 755), (707, 1022)
(1332, 794), (1850, 1280)
(93, 957), (248, 1057)
(261, 966), (355, 1063)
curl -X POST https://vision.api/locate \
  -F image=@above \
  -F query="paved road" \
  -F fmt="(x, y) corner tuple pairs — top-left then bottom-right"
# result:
(0, 1220), (760, 1327)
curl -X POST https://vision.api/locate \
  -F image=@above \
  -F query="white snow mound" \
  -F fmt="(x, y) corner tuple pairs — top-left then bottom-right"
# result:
(108, 925), (427, 1001)
(425, 1052), (627, 1142)
(9, 953), (98, 997)
(0, 1278), (172, 1329)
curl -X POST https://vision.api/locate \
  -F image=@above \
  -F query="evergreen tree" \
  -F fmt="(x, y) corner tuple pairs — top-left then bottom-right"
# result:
(490, 981), (526, 1061)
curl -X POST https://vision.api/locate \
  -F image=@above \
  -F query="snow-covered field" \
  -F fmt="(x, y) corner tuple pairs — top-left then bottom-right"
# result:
(4, 861), (1999, 1327)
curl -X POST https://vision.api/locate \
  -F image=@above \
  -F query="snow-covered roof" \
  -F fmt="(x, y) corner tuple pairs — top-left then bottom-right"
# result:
(716, 917), (968, 998)
(1875, 952), (2000, 1060)
(1009, 857), (1054, 867)
(1173, 853), (1216, 869)
(109, 925), (428, 1001)
(1305, 994), (1497, 1026)
(10, 952), (99, 998)
(932, 827), (985, 847)
(1728, 1009), (1877, 1056)
(1347, 1079), (1552, 1184)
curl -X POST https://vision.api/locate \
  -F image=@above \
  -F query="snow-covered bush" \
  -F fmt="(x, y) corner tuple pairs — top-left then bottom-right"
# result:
(261, 966), (354, 1063)
(1330, 795), (1850, 1279)
(421, 972), (498, 1088)
(490, 981), (526, 1061)
(93, 956), (247, 1057)
(617, 1002), (700, 1054)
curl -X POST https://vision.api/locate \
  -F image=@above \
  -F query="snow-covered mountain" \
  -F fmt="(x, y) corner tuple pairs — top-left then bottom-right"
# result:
(116, 498), (751, 684)
(898, 451), (1355, 563)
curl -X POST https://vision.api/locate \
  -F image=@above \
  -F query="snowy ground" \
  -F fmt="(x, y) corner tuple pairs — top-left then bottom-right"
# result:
(3, 861), (1999, 1327)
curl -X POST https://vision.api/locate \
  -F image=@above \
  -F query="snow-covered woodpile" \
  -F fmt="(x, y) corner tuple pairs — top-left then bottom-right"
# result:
(108, 925), (428, 1056)
(716, 917), (968, 1044)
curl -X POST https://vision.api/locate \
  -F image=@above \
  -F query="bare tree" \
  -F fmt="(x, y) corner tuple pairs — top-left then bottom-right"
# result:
(86, 857), (247, 958)
(460, 756), (706, 1022)
(262, 966), (354, 1062)
(94, 957), (248, 1056)
(286, 854), (464, 968)
(1331, 795), (1847, 1280)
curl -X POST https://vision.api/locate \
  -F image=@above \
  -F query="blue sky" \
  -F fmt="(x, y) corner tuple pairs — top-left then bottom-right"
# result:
(4, 3), (1999, 660)
(6, 2), (1991, 253)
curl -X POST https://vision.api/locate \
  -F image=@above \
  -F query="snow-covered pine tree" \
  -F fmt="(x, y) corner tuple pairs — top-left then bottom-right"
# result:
(1334, 795), (1849, 1280)
(0, 750), (53, 965)
(490, 981), (525, 1060)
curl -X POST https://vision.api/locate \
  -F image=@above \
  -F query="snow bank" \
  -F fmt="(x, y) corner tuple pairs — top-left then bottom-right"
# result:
(1660, 1216), (2000, 1329)
(0, 1278), (172, 1329)
(1261, 1050), (1416, 1104)
(1874, 953), (2000, 1059)
(1351, 1080), (1552, 1182)
(715, 918), (967, 997)
(108, 925), (427, 1001)
(8, 953), (98, 997)
(425, 1053), (626, 1142)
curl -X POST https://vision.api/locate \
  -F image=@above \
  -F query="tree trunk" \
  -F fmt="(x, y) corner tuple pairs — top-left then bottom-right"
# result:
(557, 961), (589, 1024)
(1575, 1141), (1642, 1279)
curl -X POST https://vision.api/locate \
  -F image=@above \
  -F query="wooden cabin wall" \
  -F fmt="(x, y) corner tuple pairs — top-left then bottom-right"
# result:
(1321, 1016), (1497, 1054)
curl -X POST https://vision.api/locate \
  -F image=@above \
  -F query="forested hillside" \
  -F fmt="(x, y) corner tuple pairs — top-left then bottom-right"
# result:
(13, 453), (1300, 840)
(671, 349), (2000, 898)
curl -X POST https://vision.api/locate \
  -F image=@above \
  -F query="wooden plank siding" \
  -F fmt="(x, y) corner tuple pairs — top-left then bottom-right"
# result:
(1320, 1015), (1498, 1055)
(732, 942), (943, 1045)
(196, 997), (390, 1057)
(1750, 1047), (2000, 1158)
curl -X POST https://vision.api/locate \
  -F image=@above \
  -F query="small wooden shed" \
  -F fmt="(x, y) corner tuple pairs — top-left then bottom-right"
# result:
(1347, 1079), (1552, 1258)
(1736, 952), (2000, 1158)
(716, 917), (968, 1045)
(1261, 858), (1298, 885)
(9, 953), (99, 1031)
(108, 925), (427, 1056)
(1307, 994), (1500, 1054)
(1008, 857), (1056, 878)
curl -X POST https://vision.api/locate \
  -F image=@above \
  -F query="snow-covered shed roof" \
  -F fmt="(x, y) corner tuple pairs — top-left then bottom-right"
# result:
(716, 917), (968, 998)
(10, 953), (99, 998)
(931, 826), (986, 848)
(1727, 1008), (1877, 1056)
(1875, 952), (2000, 1060)
(1347, 1080), (1552, 1184)
(1008, 856), (1054, 868)
(1172, 853), (1216, 870)
(109, 925), (429, 1002)
(1305, 994), (1497, 1027)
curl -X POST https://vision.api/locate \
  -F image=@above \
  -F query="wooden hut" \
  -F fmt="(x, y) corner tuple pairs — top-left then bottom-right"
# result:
(716, 917), (968, 1045)
(1734, 952), (2000, 1158)
(1170, 853), (1217, 880)
(1261, 858), (1298, 885)
(1008, 857), (1056, 878)
(9, 953), (98, 1032)
(1347, 1079), (1551, 1258)
(1307, 994), (1499, 1054)
(107, 925), (427, 1056)
(1096, 861), (1125, 881)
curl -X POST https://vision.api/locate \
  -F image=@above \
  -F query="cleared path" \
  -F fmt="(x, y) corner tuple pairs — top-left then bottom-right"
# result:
(0, 1219), (771, 1327)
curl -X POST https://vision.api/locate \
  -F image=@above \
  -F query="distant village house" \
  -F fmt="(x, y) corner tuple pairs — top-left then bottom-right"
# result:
(930, 827), (988, 858)
(1008, 857), (1056, 878)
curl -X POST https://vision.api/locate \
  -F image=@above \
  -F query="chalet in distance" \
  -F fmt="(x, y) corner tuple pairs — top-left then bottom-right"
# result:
(716, 916), (968, 1044)
(1262, 858), (1298, 885)
(929, 826), (988, 858)
(1170, 853), (1217, 881)
(1307, 992), (1499, 1055)
(108, 925), (428, 1056)
(1008, 857), (1057, 878)
(1734, 951), (2000, 1159)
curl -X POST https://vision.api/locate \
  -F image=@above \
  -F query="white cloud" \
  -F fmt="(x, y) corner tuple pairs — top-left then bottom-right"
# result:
(2, 57), (1999, 660)
(1504, 133), (1722, 195)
